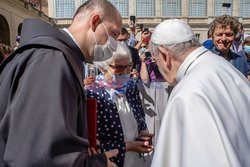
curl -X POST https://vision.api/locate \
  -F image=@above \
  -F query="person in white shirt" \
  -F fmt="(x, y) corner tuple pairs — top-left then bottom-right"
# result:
(150, 19), (250, 167)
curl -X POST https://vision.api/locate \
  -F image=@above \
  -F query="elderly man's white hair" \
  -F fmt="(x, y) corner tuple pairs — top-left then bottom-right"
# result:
(150, 19), (201, 58)
(94, 42), (132, 71)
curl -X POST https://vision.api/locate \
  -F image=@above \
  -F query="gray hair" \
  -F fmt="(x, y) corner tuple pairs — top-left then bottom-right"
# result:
(94, 42), (132, 71)
(149, 37), (201, 59)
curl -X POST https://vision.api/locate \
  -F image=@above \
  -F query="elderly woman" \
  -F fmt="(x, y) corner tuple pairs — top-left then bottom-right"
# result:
(209, 15), (248, 77)
(86, 43), (153, 167)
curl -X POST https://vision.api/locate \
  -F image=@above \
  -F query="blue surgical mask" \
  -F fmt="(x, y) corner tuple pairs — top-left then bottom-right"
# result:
(108, 71), (130, 90)
(243, 45), (250, 54)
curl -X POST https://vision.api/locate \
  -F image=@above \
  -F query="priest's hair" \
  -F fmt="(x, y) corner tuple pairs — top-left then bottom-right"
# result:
(73, 0), (121, 22)
(149, 38), (201, 59)
(94, 42), (132, 71)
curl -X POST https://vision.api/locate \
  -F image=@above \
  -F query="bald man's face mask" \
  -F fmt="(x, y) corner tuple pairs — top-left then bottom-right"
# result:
(92, 23), (117, 61)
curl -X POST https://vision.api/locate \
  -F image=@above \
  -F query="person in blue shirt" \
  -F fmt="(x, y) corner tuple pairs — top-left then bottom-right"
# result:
(209, 15), (248, 77)
(203, 28), (213, 49)
(242, 36), (250, 81)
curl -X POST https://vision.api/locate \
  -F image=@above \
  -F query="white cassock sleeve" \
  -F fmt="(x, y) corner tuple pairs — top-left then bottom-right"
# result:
(151, 93), (230, 167)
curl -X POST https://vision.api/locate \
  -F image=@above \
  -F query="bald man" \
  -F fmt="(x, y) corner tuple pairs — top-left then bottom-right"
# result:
(0, 0), (122, 166)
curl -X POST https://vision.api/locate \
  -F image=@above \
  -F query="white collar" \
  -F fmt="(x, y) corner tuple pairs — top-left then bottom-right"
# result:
(176, 46), (208, 82)
(62, 28), (81, 50)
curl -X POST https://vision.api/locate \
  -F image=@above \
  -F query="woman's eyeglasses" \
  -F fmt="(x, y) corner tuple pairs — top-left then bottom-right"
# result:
(109, 63), (133, 72)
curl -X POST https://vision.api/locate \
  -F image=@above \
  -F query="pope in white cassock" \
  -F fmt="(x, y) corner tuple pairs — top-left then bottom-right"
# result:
(150, 19), (250, 167)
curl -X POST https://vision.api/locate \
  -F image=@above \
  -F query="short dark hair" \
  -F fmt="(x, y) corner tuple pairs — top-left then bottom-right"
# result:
(121, 27), (129, 35)
(210, 15), (239, 36)
(74, 0), (120, 22)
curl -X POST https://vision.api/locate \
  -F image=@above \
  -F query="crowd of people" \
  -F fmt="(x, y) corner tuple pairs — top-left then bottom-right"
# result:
(0, 43), (13, 64)
(0, 0), (250, 167)
(0, 26), (21, 64)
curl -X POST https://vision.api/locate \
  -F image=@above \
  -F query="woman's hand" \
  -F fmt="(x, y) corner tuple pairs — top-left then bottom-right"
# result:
(129, 20), (136, 34)
(139, 53), (146, 62)
(125, 140), (153, 153)
(141, 31), (151, 41)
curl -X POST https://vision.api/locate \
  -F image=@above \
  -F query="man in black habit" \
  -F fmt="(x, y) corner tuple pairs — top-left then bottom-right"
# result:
(0, 0), (122, 166)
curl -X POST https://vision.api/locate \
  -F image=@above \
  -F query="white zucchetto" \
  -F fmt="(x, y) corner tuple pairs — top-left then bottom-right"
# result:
(151, 19), (195, 45)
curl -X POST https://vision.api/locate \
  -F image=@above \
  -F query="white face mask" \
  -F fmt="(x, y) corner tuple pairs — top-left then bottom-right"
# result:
(92, 23), (117, 61)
